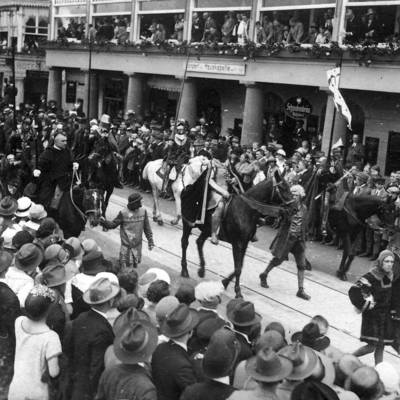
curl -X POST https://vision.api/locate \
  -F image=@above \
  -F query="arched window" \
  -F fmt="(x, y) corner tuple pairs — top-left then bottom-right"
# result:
(38, 18), (48, 35)
(25, 17), (36, 34)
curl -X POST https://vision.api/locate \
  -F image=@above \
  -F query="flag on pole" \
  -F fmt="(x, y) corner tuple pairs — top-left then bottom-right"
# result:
(327, 67), (352, 130)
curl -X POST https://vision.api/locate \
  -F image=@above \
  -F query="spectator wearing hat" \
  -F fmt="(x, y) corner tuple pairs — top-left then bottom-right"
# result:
(229, 347), (294, 400)
(14, 196), (33, 223)
(233, 329), (286, 390)
(65, 277), (120, 400)
(11, 230), (34, 251)
(96, 313), (158, 400)
(155, 295), (180, 342)
(226, 300), (262, 365)
(291, 381), (340, 400)
(345, 366), (383, 400)
(143, 279), (170, 326)
(376, 361), (400, 397)
(8, 285), (62, 400)
(150, 130), (167, 161)
(34, 217), (63, 251)
(39, 263), (70, 341)
(0, 251), (21, 397)
(181, 328), (240, 400)
(24, 203), (47, 236)
(5, 243), (43, 307)
(276, 149), (287, 175)
(151, 303), (200, 400)
(0, 196), (19, 246)
(346, 135), (365, 170)
(101, 192), (154, 271)
(276, 343), (319, 400)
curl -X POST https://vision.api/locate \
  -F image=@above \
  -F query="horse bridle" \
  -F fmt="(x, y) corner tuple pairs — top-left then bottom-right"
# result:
(272, 180), (294, 206)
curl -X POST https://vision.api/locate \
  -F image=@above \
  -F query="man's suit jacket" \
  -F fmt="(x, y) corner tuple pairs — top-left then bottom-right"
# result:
(65, 309), (114, 400)
(180, 379), (235, 400)
(346, 143), (365, 167)
(151, 340), (197, 400)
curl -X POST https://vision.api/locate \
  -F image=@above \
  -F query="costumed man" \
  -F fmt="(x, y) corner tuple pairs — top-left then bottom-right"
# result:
(259, 184), (311, 300)
(162, 123), (191, 194)
(33, 131), (79, 212)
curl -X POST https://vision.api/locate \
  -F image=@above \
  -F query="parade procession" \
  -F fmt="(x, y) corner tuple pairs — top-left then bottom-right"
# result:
(2, 0), (400, 399)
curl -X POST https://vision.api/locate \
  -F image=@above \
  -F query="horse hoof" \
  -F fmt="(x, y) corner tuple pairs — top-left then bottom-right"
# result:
(181, 269), (189, 278)
(235, 292), (243, 299)
(222, 278), (230, 289)
(197, 268), (205, 278)
(157, 219), (164, 226)
(336, 270), (347, 281)
(153, 216), (158, 222)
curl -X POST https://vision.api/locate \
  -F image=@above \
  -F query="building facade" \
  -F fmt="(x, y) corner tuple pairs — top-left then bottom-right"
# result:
(46, 0), (400, 174)
(0, 1), (50, 107)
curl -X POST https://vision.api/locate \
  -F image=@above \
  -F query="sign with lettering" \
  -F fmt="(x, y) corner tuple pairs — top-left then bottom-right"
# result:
(187, 61), (246, 76)
(284, 97), (312, 120)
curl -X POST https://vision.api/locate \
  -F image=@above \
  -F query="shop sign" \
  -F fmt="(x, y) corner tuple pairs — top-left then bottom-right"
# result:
(187, 61), (245, 76)
(284, 97), (312, 119)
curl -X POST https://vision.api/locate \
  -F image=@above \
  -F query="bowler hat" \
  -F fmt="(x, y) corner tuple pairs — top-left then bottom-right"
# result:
(227, 300), (261, 327)
(82, 277), (120, 305)
(291, 322), (330, 352)
(0, 196), (18, 217)
(15, 197), (32, 218)
(203, 328), (240, 379)
(41, 264), (67, 287)
(113, 318), (158, 364)
(278, 343), (318, 381)
(15, 243), (43, 272)
(246, 347), (293, 383)
(0, 251), (13, 273)
(161, 303), (199, 338)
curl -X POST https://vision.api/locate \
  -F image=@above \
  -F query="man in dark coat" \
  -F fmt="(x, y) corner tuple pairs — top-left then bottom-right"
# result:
(34, 132), (78, 210)
(345, 134), (365, 170)
(150, 130), (167, 161)
(65, 277), (120, 400)
(151, 303), (199, 400)
(259, 184), (311, 300)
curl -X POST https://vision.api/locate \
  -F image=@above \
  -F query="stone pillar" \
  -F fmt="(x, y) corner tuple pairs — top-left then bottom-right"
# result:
(241, 83), (264, 146)
(47, 68), (62, 107)
(177, 78), (197, 126)
(15, 77), (24, 107)
(98, 74), (105, 117)
(83, 70), (98, 119)
(321, 93), (347, 155)
(125, 73), (144, 118)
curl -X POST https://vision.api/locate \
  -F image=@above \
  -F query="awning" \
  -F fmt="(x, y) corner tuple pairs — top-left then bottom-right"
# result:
(0, 1), (49, 10)
(147, 76), (182, 93)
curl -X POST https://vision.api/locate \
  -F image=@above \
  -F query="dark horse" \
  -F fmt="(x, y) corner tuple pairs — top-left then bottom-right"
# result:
(181, 173), (293, 298)
(329, 193), (397, 281)
(56, 185), (104, 238)
(87, 143), (119, 216)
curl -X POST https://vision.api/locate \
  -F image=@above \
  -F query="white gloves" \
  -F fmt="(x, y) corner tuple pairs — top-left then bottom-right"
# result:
(33, 169), (41, 177)
(73, 162), (79, 171)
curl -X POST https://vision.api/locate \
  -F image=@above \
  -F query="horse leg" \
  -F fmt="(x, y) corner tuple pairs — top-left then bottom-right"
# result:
(337, 234), (351, 281)
(222, 272), (235, 290)
(152, 186), (163, 226)
(232, 242), (247, 299)
(196, 230), (209, 278)
(181, 221), (191, 278)
(102, 187), (113, 217)
(171, 182), (181, 225)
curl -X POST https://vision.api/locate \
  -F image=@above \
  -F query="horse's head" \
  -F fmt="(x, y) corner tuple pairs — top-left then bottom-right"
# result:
(185, 155), (211, 184)
(272, 170), (293, 205)
(377, 196), (398, 231)
(82, 188), (104, 226)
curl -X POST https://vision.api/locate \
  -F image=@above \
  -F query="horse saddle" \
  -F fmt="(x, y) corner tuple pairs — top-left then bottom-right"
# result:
(332, 192), (349, 211)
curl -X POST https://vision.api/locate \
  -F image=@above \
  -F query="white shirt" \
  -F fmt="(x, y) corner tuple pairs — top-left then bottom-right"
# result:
(171, 339), (188, 352)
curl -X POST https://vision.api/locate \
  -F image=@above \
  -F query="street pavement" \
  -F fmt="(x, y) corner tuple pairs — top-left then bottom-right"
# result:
(80, 187), (400, 368)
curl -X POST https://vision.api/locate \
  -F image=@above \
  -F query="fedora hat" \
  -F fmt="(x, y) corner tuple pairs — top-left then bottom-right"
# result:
(203, 328), (240, 379)
(278, 343), (318, 381)
(41, 264), (67, 287)
(196, 317), (226, 344)
(83, 277), (120, 305)
(81, 249), (109, 276)
(113, 307), (151, 336)
(15, 243), (43, 272)
(255, 330), (286, 353)
(29, 203), (47, 221)
(0, 251), (13, 274)
(246, 347), (293, 383)
(44, 244), (68, 264)
(227, 300), (261, 327)
(291, 322), (330, 352)
(161, 303), (199, 338)
(0, 196), (18, 217)
(155, 295), (179, 323)
(15, 197), (32, 218)
(114, 318), (158, 364)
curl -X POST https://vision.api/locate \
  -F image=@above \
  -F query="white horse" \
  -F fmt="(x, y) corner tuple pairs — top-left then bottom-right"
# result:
(143, 155), (210, 225)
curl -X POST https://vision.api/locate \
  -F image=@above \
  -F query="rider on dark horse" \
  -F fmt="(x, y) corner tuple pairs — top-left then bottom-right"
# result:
(162, 123), (191, 194)
(33, 131), (79, 213)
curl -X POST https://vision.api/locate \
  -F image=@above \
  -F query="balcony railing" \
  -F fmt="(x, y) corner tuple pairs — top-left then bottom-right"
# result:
(54, 0), (85, 4)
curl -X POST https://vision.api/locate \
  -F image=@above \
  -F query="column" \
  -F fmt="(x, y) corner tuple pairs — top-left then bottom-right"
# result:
(83, 70), (98, 120)
(47, 67), (62, 107)
(98, 74), (105, 116)
(321, 93), (347, 155)
(125, 73), (144, 117)
(14, 77), (24, 107)
(177, 78), (197, 127)
(241, 83), (264, 146)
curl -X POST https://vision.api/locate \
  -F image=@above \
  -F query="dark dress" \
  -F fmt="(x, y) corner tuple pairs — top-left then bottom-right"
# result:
(349, 271), (393, 345)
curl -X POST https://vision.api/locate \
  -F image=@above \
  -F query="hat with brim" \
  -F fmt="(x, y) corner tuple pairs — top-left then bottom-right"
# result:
(28, 203), (47, 220)
(291, 322), (331, 352)
(113, 319), (158, 364)
(246, 347), (293, 383)
(113, 307), (151, 336)
(83, 277), (120, 305)
(227, 300), (262, 327)
(15, 243), (43, 272)
(15, 197), (32, 218)
(0, 196), (18, 217)
(40, 263), (68, 287)
(81, 249), (110, 276)
(291, 381), (341, 400)
(161, 303), (199, 338)
(278, 343), (318, 381)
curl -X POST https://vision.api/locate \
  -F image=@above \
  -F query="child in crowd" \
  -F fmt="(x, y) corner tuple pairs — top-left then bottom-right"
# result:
(101, 192), (154, 271)
(8, 285), (62, 400)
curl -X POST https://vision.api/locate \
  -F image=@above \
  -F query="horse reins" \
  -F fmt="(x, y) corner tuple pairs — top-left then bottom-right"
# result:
(70, 169), (88, 224)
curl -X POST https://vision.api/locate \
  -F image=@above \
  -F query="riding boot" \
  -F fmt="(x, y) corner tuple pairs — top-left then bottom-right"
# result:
(259, 258), (280, 288)
(296, 270), (311, 300)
